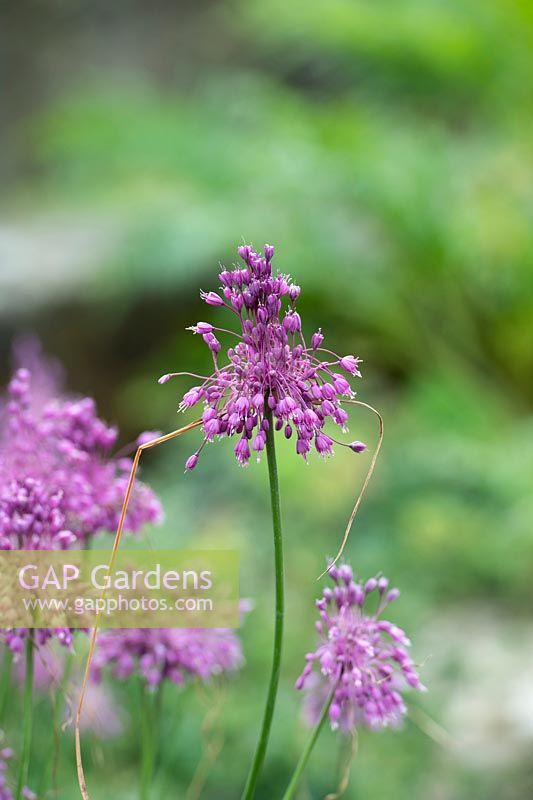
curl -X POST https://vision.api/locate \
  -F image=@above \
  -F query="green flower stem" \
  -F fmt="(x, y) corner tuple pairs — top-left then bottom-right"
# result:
(281, 684), (336, 800)
(16, 632), (34, 800)
(0, 647), (13, 722)
(44, 649), (75, 796)
(241, 405), (285, 800)
(140, 681), (156, 800)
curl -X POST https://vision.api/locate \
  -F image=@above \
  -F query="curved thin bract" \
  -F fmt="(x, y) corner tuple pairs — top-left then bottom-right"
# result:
(318, 400), (384, 580)
(185, 683), (225, 800)
(324, 729), (358, 800)
(76, 419), (202, 800)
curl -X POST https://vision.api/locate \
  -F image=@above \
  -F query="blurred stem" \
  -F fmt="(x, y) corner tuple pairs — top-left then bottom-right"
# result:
(0, 647), (13, 722)
(241, 404), (284, 800)
(153, 681), (164, 774)
(48, 649), (75, 796)
(140, 681), (156, 800)
(16, 632), (34, 800)
(281, 685), (335, 800)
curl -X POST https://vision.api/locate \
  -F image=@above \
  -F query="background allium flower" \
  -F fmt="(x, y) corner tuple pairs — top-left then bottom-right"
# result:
(14, 643), (63, 690)
(73, 681), (125, 739)
(0, 365), (162, 549)
(0, 748), (14, 800)
(0, 745), (35, 800)
(4, 628), (77, 658)
(297, 564), (426, 732)
(92, 627), (244, 688)
(160, 244), (364, 468)
(0, 345), (163, 652)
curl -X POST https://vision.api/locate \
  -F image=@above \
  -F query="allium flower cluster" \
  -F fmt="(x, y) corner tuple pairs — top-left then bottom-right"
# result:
(0, 348), (162, 653)
(297, 564), (425, 732)
(0, 746), (35, 800)
(4, 627), (77, 656)
(159, 244), (365, 468)
(0, 367), (161, 550)
(0, 748), (14, 800)
(92, 627), (244, 688)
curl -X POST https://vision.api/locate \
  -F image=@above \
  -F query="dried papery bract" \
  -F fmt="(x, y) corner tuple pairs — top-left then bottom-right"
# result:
(324, 730), (358, 800)
(318, 399), (384, 579)
(184, 683), (226, 800)
(75, 420), (202, 800)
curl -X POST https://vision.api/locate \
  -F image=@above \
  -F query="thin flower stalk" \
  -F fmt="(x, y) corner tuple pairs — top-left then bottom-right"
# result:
(281, 682), (337, 800)
(75, 421), (203, 800)
(15, 633), (33, 800)
(240, 405), (284, 800)
(156, 243), (371, 794)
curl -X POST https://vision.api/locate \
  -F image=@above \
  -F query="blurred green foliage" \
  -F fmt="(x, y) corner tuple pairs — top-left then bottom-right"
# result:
(2, 0), (533, 798)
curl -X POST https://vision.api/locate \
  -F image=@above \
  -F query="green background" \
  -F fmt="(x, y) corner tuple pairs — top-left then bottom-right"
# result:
(1, 1), (532, 798)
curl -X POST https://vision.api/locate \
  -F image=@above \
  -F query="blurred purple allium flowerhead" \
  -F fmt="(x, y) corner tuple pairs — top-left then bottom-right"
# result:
(0, 747), (14, 800)
(14, 641), (63, 689)
(11, 645), (124, 738)
(297, 564), (426, 732)
(159, 244), (365, 469)
(0, 345), (163, 653)
(0, 745), (35, 800)
(73, 681), (125, 739)
(0, 361), (162, 549)
(4, 627), (79, 656)
(92, 626), (244, 688)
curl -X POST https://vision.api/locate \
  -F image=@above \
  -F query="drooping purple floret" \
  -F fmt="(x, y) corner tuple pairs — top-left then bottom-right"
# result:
(4, 627), (79, 656)
(160, 244), (365, 468)
(296, 564), (426, 732)
(92, 627), (244, 688)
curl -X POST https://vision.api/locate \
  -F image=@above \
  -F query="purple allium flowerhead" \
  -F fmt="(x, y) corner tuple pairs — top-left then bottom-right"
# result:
(0, 354), (162, 550)
(92, 626), (244, 688)
(296, 564), (426, 732)
(159, 244), (364, 469)
(0, 345), (163, 653)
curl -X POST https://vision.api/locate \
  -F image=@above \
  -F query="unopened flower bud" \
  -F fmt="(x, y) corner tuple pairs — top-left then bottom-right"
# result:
(185, 453), (199, 471)
(264, 244), (275, 262)
(311, 330), (324, 350)
(348, 441), (366, 453)
(200, 290), (224, 306)
(288, 284), (301, 302)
